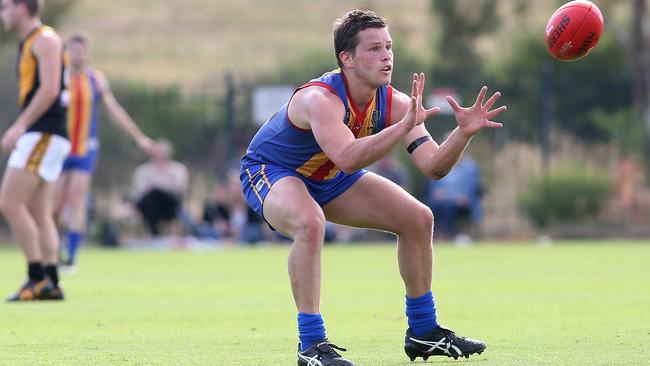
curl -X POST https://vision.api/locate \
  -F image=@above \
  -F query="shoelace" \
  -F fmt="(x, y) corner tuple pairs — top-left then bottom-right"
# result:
(315, 342), (348, 357)
(439, 326), (462, 343)
(440, 326), (474, 345)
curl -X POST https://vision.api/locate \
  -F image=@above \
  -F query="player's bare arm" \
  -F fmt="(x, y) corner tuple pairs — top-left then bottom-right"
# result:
(397, 85), (507, 179)
(95, 70), (156, 156)
(1, 32), (62, 153)
(292, 73), (439, 174)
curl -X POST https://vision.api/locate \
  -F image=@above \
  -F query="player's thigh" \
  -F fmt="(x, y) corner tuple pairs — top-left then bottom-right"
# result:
(66, 170), (92, 205)
(322, 172), (432, 234)
(0, 168), (41, 210)
(263, 176), (325, 239)
(28, 180), (56, 218)
(53, 171), (71, 209)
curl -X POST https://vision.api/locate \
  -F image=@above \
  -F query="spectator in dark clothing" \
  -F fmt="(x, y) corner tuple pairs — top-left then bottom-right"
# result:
(426, 155), (483, 241)
(200, 182), (233, 240)
(370, 155), (412, 191)
(136, 188), (181, 236)
(240, 206), (266, 244)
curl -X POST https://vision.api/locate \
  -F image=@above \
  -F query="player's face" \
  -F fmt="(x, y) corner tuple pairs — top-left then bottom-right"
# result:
(349, 27), (393, 88)
(1, 0), (19, 32)
(67, 41), (90, 68)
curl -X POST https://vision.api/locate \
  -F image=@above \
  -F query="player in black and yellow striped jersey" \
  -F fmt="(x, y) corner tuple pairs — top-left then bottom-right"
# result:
(1, 0), (70, 301)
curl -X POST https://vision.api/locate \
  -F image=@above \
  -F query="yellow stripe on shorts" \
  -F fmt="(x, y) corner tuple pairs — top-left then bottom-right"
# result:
(246, 168), (263, 204)
(25, 134), (52, 175)
(260, 164), (271, 188)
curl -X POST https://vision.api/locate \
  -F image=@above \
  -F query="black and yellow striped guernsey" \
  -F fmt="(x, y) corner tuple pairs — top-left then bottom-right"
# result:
(16, 25), (67, 138)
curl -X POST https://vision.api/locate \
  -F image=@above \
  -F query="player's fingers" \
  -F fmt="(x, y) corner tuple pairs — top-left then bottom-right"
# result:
(426, 106), (442, 117)
(474, 86), (488, 107)
(410, 96), (417, 111)
(483, 91), (501, 110)
(418, 73), (425, 96)
(446, 96), (462, 112)
(411, 73), (417, 97)
(485, 121), (504, 128)
(486, 105), (507, 119)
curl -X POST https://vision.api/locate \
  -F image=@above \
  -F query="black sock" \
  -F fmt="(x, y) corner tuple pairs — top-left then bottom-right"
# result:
(28, 262), (45, 282)
(44, 265), (59, 287)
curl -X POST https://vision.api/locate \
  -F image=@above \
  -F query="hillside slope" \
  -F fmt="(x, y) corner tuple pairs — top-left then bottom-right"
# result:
(59, 0), (430, 90)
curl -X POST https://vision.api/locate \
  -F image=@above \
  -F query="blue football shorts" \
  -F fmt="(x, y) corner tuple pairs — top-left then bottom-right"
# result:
(240, 161), (366, 228)
(62, 149), (98, 173)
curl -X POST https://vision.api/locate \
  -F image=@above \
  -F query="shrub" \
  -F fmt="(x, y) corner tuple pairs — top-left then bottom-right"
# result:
(518, 167), (610, 228)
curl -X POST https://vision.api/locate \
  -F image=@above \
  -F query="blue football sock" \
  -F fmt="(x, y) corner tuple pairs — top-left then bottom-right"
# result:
(405, 291), (438, 336)
(66, 231), (83, 264)
(298, 313), (326, 352)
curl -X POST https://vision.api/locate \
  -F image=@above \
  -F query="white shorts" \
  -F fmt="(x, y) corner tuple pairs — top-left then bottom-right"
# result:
(7, 132), (71, 182)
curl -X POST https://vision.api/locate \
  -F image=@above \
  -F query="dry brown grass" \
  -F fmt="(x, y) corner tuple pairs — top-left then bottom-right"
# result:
(59, 0), (431, 91)
(57, 1), (578, 92)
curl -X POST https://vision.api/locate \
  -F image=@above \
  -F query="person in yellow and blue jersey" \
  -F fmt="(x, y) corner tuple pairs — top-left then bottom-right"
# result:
(54, 33), (156, 271)
(1, 0), (70, 301)
(240, 10), (508, 366)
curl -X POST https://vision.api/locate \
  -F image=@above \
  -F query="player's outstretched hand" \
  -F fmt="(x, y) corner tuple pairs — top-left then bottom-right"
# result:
(446, 86), (507, 137)
(138, 136), (158, 158)
(402, 73), (441, 131)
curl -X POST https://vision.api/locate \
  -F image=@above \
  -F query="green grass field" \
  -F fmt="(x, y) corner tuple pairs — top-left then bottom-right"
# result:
(1, 241), (649, 365)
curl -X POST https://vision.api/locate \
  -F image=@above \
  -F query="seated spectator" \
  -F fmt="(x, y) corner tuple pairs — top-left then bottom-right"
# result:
(199, 168), (268, 244)
(370, 155), (412, 191)
(201, 179), (236, 239)
(201, 181), (234, 239)
(131, 139), (189, 237)
(240, 206), (267, 244)
(426, 155), (483, 241)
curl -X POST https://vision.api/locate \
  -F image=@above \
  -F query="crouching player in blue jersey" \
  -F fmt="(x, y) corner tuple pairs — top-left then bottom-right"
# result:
(240, 10), (507, 365)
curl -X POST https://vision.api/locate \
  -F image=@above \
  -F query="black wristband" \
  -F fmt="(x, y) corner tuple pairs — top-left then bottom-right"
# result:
(407, 135), (432, 154)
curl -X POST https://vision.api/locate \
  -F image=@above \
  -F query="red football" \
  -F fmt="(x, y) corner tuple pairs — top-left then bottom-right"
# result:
(545, 0), (604, 61)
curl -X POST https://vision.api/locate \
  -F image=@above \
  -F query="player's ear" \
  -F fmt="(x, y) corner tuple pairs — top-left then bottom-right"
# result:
(339, 51), (353, 68)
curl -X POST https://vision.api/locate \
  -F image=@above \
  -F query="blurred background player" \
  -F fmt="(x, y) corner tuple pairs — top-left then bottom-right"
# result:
(0, 0), (70, 301)
(54, 33), (156, 268)
(240, 10), (506, 365)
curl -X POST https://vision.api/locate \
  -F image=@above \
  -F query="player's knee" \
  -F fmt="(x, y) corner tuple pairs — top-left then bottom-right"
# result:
(294, 212), (326, 247)
(422, 205), (434, 231)
(30, 211), (52, 227)
(0, 196), (18, 216)
(68, 185), (88, 204)
(409, 204), (434, 236)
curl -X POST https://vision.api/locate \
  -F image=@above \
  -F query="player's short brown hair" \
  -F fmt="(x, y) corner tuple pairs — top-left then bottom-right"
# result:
(12, 0), (43, 17)
(333, 10), (387, 69)
(68, 33), (91, 46)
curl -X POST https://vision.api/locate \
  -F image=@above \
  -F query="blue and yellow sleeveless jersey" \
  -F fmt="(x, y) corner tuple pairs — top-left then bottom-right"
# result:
(242, 69), (393, 181)
(67, 69), (101, 156)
